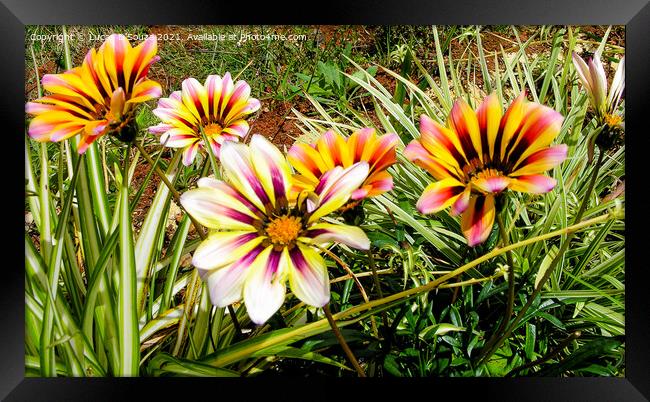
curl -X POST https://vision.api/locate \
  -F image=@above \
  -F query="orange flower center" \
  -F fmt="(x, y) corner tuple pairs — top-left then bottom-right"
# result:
(472, 168), (503, 180)
(462, 157), (484, 178)
(105, 110), (117, 123)
(91, 103), (116, 123)
(604, 114), (622, 128)
(266, 215), (302, 246)
(204, 122), (223, 137)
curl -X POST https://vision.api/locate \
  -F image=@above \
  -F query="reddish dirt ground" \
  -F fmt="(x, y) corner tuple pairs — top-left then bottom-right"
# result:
(249, 98), (313, 149)
(130, 149), (166, 233)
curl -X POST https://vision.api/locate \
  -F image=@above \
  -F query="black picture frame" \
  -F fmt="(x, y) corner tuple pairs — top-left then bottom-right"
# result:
(5, 0), (649, 400)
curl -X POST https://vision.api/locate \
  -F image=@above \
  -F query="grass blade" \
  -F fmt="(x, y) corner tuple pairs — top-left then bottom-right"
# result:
(117, 147), (140, 376)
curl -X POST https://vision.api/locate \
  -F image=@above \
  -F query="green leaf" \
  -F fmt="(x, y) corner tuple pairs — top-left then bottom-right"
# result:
(117, 150), (139, 376)
(383, 355), (403, 377)
(524, 323), (536, 359)
(134, 151), (182, 314)
(318, 61), (342, 90)
(251, 345), (352, 371)
(148, 353), (240, 377)
(534, 337), (622, 376)
(419, 323), (466, 341)
(535, 245), (559, 289)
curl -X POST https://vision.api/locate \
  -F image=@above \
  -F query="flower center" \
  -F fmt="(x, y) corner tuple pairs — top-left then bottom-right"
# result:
(265, 215), (302, 246)
(105, 110), (117, 123)
(461, 157), (484, 179)
(472, 168), (503, 181)
(204, 122), (223, 137)
(604, 113), (622, 128)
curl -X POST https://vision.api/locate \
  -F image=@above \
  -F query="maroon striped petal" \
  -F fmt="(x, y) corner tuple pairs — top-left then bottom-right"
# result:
(460, 194), (495, 247)
(416, 178), (466, 214)
(205, 246), (263, 307)
(508, 174), (557, 194)
(243, 247), (288, 325)
(288, 245), (330, 307)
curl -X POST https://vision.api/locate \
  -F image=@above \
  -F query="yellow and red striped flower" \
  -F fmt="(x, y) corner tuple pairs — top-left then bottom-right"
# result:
(404, 92), (566, 247)
(149, 73), (260, 166)
(180, 134), (370, 324)
(26, 34), (162, 153)
(287, 128), (398, 202)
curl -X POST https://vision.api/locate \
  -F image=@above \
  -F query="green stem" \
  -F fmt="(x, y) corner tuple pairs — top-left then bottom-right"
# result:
(38, 143), (52, 262)
(480, 210), (516, 357)
(172, 269), (201, 356)
(199, 126), (219, 178)
(323, 303), (366, 377)
(129, 138), (168, 214)
(227, 305), (244, 338)
(159, 215), (192, 313)
(477, 148), (606, 365)
(367, 248), (390, 336)
(134, 141), (207, 239)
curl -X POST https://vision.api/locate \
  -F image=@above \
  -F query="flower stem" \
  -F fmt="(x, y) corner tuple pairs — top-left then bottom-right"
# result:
(317, 246), (372, 305)
(477, 148), (606, 366)
(480, 210), (516, 359)
(498, 213), (516, 322)
(367, 248), (390, 336)
(323, 303), (366, 377)
(199, 126), (219, 178)
(227, 305), (243, 338)
(316, 245), (378, 337)
(134, 141), (206, 240)
(172, 269), (201, 356)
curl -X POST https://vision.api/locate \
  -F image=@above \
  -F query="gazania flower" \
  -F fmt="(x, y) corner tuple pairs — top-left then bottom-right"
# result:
(149, 73), (260, 166)
(26, 34), (162, 153)
(404, 92), (566, 247)
(572, 50), (625, 127)
(180, 134), (370, 324)
(287, 128), (398, 202)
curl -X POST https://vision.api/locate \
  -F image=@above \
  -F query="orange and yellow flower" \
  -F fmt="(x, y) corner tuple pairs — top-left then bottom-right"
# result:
(149, 73), (260, 166)
(26, 34), (162, 153)
(404, 92), (566, 246)
(180, 134), (370, 324)
(287, 128), (398, 202)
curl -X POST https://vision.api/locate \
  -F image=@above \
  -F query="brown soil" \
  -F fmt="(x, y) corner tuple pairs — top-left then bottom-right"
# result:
(249, 98), (314, 149)
(317, 25), (377, 52)
(25, 59), (58, 97)
(373, 69), (397, 94)
(130, 146), (166, 232)
(581, 25), (625, 48)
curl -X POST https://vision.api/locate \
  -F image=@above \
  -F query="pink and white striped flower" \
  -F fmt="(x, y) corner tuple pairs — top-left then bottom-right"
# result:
(180, 134), (370, 324)
(404, 92), (566, 247)
(26, 34), (162, 153)
(149, 73), (260, 166)
(572, 50), (625, 126)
